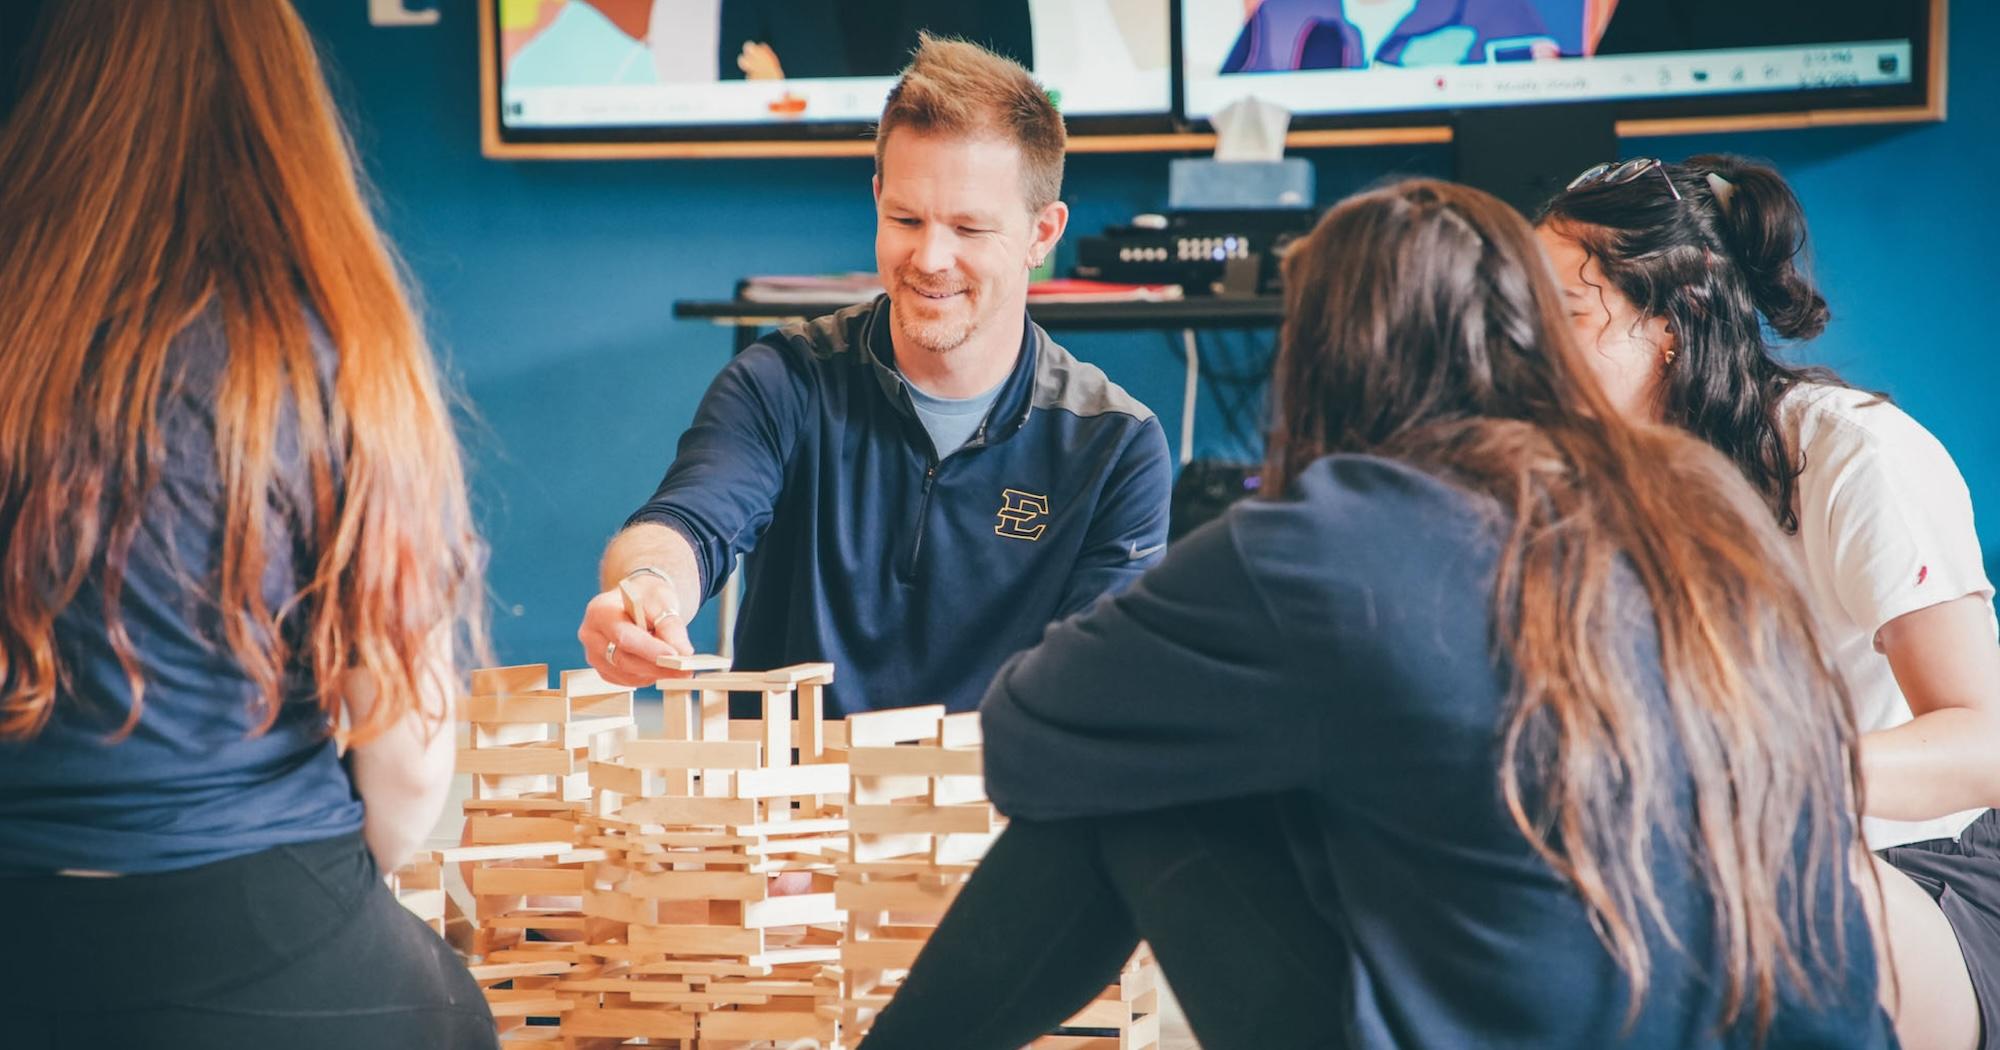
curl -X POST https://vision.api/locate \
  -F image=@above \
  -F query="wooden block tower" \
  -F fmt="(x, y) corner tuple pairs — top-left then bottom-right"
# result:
(451, 663), (636, 1040)
(450, 660), (1161, 1048)
(557, 658), (849, 1047)
(833, 704), (1161, 1050)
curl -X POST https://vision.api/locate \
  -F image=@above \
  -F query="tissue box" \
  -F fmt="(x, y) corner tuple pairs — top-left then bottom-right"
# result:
(1169, 158), (1315, 211)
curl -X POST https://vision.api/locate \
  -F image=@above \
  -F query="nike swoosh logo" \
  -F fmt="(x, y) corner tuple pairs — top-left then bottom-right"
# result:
(1127, 541), (1167, 561)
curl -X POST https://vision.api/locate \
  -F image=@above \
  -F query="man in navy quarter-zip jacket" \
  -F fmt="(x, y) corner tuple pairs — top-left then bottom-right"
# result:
(578, 36), (1171, 718)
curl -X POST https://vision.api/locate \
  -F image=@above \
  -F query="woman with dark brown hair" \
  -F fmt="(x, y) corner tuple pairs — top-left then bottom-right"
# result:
(859, 179), (1891, 1049)
(1540, 155), (1997, 1050)
(0, 2), (494, 1047)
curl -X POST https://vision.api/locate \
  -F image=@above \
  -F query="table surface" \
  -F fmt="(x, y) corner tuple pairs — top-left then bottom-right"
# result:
(672, 296), (1284, 332)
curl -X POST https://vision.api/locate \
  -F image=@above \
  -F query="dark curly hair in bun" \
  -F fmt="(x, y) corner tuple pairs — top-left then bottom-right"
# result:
(1539, 154), (1851, 533)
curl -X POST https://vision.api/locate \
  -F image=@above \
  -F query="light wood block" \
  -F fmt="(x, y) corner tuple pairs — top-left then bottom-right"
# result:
(470, 866), (588, 897)
(848, 803), (994, 836)
(848, 745), (982, 777)
(471, 664), (548, 696)
(618, 795), (760, 826)
(620, 738), (762, 770)
(846, 704), (947, 747)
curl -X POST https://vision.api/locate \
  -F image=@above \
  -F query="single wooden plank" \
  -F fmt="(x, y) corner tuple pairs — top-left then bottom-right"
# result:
(625, 869), (768, 902)
(1062, 998), (1134, 1028)
(654, 672), (783, 692)
(849, 746), (981, 777)
(462, 797), (585, 815)
(438, 841), (575, 864)
(745, 945), (842, 967)
(657, 653), (733, 673)
(848, 803), (993, 836)
(471, 664), (548, 696)
(470, 866), (588, 897)
(841, 938), (925, 970)
(835, 877), (961, 913)
(734, 762), (849, 799)
(469, 961), (575, 982)
(581, 888), (653, 925)
(620, 738), (762, 770)
(472, 720), (552, 749)
(570, 690), (633, 720)
(562, 1004), (697, 1039)
(740, 891), (841, 929)
(482, 988), (571, 1018)
(940, 711), (982, 748)
(851, 773), (932, 805)
(558, 667), (615, 697)
(852, 831), (933, 863)
(762, 662), (836, 686)
(931, 773), (987, 805)
(760, 690), (792, 770)
(587, 760), (650, 797)
(485, 913), (589, 932)
(562, 715), (634, 748)
(846, 704), (947, 747)
(457, 746), (572, 777)
(630, 923), (764, 956)
(699, 1009), (832, 1041)
(799, 681), (827, 761)
(465, 695), (569, 725)
(463, 815), (577, 845)
(730, 816), (848, 837)
(932, 831), (998, 866)
(618, 795), (760, 826)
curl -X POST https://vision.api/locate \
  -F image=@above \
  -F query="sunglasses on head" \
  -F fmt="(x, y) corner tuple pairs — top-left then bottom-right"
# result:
(1566, 157), (1683, 201)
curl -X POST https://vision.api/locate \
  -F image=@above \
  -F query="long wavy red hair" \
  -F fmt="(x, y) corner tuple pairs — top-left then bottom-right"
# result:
(0, 0), (486, 744)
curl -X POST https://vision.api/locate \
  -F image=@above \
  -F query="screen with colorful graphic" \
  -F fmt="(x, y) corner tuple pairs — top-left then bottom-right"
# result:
(496, 0), (1174, 139)
(1179, 0), (1928, 125)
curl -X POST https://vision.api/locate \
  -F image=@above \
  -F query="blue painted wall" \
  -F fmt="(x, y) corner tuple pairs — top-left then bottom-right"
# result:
(297, 0), (1995, 664)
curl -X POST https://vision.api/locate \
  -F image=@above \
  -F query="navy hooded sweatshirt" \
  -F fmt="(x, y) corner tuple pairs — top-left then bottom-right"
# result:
(980, 454), (1893, 1049)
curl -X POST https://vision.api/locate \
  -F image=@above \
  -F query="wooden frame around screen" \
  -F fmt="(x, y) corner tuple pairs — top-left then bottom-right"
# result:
(478, 0), (1946, 161)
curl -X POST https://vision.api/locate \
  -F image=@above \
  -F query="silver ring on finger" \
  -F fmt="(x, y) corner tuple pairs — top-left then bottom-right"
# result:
(605, 639), (618, 664)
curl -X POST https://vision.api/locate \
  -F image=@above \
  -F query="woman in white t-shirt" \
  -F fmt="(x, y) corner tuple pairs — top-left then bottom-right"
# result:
(1538, 154), (2000, 1050)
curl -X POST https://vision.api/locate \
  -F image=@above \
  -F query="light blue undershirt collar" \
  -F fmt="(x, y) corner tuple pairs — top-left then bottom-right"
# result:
(904, 375), (1004, 457)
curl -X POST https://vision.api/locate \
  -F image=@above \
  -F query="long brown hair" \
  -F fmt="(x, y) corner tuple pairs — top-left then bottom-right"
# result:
(0, 0), (485, 744)
(1266, 180), (1865, 1033)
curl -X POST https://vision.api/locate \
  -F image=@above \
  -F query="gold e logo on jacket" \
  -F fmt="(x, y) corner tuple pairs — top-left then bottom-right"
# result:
(994, 488), (1051, 541)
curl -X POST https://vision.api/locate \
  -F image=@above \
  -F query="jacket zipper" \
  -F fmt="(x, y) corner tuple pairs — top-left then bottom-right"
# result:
(900, 423), (989, 583)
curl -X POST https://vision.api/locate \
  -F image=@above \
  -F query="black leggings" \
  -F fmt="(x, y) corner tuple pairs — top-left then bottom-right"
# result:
(859, 796), (1346, 1050)
(1, 832), (496, 1050)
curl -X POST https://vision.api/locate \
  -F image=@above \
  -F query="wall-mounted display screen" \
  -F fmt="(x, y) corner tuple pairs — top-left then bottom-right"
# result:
(1178, 0), (1928, 127)
(495, 0), (1174, 142)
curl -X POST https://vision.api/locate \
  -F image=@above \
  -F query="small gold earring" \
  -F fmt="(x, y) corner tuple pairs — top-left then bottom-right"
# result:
(1663, 348), (1678, 365)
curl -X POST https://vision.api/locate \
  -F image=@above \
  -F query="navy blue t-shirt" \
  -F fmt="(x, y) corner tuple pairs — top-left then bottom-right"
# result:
(981, 454), (1893, 1049)
(0, 311), (365, 875)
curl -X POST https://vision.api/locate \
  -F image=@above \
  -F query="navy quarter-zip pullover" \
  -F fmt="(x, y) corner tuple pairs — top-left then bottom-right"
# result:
(629, 296), (1172, 717)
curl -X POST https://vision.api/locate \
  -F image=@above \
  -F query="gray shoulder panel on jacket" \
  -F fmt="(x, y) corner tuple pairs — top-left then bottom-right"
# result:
(1030, 327), (1155, 422)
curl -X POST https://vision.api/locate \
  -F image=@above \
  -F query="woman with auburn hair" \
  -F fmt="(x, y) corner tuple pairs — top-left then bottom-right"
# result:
(860, 180), (1891, 1049)
(0, 2), (494, 1047)
(1539, 155), (1998, 1050)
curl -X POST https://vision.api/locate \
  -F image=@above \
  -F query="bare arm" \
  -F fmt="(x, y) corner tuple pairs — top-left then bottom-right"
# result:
(1859, 594), (2000, 821)
(343, 633), (458, 873)
(577, 522), (702, 687)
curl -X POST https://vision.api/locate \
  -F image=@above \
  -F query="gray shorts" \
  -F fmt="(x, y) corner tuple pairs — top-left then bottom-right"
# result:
(1879, 806), (2000, 1050)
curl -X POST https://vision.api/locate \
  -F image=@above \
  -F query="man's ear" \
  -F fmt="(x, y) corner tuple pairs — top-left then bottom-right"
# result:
(1030, 200), (1069, 266)
(872, 173), (882, 206)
